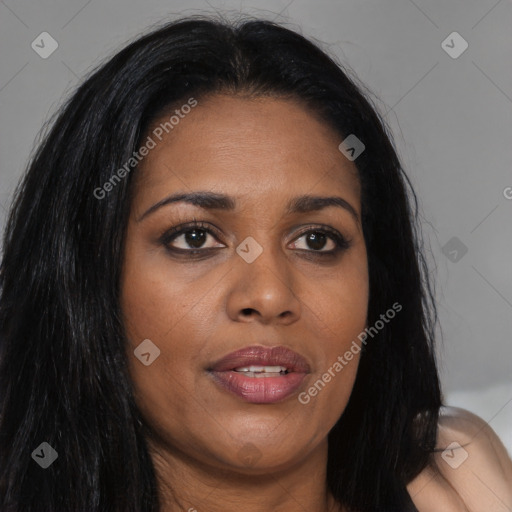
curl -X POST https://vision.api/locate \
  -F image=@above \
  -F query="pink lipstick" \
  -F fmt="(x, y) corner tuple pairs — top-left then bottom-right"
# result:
(208, 345), (310, 403)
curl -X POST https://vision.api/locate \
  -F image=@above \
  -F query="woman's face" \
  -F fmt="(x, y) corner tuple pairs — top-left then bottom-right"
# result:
(121, 94), (369, 473)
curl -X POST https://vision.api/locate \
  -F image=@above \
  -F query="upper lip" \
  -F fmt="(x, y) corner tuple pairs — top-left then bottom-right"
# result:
(208, 345), (311, 373)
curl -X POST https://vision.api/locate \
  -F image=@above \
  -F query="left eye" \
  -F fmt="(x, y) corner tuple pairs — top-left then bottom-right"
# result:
(290, 230), (339, 252)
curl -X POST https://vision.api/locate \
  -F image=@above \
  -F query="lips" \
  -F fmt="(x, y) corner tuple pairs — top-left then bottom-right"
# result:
(207, 345), (310, 403)
(209, 345), (310, 373)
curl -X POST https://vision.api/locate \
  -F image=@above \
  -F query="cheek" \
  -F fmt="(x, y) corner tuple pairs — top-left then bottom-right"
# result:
(120, 244), (210, 344)
(121, 263), (202, 435)
(121, 268), (203, 409)
(120, 242), (220, 415)
(121, 272), (182, 341)
(308, 251), (369, 342)
(298, 255), (368, 419)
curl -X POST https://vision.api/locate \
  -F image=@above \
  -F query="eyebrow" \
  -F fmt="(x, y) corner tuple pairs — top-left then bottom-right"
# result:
(137, 191), (360, 224)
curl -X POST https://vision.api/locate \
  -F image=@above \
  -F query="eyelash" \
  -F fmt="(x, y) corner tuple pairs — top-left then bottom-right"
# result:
(158, 220), (352, 259)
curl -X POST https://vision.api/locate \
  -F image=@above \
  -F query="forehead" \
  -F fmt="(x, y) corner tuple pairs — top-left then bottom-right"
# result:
(134, 94), (361, 213)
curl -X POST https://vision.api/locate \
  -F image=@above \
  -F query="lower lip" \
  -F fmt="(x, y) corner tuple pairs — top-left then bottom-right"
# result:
(209, 370), (307, 403)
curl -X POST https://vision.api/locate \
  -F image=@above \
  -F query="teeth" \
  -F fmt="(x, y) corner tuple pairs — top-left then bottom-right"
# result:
(242, 372), (284, 378)
(234, 365), (288, 373)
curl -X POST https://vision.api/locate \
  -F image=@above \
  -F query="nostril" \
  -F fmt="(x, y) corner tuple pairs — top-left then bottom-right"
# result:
(241, 308), (254, 316)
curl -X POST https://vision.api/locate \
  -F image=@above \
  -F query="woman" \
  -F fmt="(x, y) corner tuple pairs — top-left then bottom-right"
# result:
(0, 15), (511, 512)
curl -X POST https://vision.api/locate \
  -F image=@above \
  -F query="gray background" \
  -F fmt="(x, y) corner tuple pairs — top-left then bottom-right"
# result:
(1, 0), (511, 451)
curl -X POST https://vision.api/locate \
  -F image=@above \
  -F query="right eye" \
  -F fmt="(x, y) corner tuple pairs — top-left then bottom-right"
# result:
(159, 221), (226, 254)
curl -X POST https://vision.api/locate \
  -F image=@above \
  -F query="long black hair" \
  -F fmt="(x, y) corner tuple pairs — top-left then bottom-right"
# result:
(0, 14), (442, 511)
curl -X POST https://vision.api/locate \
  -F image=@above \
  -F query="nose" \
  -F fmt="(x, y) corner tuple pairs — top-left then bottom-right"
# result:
(225, 240), (302, 325)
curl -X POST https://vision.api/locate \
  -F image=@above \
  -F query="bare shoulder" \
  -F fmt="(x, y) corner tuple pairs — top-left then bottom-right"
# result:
(407, 406), (512, 511)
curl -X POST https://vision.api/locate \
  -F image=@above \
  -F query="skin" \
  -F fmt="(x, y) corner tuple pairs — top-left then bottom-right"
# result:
(407, 406), (512, 511)
(120, 94), (512, 511)
(121, 94), (367, 512)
